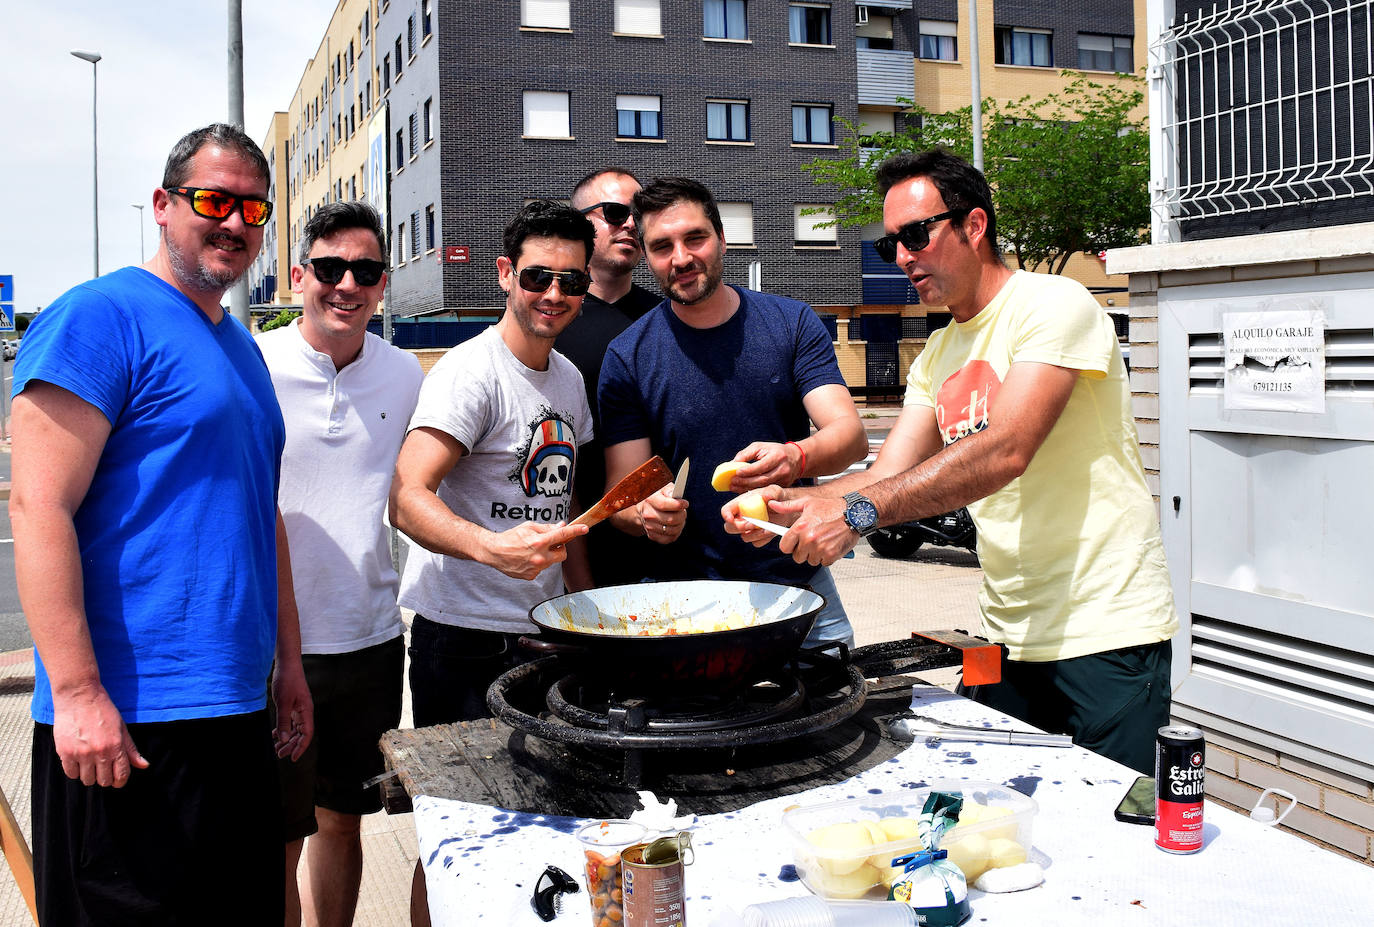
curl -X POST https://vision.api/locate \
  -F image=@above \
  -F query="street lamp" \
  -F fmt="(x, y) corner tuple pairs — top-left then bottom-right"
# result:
(131, 203), (146, 263)
(71, 49), (102, 278)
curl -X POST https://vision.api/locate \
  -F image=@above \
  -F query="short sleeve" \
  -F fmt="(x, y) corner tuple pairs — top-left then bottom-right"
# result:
(1008, 278), (1116, 379)
(13, 283), (136, 424)
(904, 342), (938, 409)
(406, 344), (494, 452)
(792, 306), (847, 397)
(596, 341), (650, 447)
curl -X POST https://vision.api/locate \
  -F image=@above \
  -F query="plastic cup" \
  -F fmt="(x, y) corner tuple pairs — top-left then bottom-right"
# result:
(741, 897), (917, 927)
(576, 819), (648, 927)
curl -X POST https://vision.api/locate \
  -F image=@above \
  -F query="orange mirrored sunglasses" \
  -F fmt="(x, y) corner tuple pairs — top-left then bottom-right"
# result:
(165, 186), (273, 227)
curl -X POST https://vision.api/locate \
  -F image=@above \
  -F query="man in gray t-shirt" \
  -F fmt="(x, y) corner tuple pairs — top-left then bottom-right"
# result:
(392, 201), (596, 726)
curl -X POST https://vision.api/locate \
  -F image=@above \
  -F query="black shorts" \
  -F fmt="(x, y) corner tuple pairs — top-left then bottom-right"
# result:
(278, 636), (405, 841)
(32, 710), (283, 927)
(958, 640), (1173, 775)
(408, 615), (525, 727)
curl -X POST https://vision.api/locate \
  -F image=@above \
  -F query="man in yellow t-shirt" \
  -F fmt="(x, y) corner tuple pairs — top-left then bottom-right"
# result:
(724, 149), (1178, 774)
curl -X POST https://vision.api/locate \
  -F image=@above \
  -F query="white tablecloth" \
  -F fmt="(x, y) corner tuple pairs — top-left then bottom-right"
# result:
(415, 685), (1374, 925)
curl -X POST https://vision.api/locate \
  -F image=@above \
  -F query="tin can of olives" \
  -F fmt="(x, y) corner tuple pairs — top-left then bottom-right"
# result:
(622, 832), (693, 927)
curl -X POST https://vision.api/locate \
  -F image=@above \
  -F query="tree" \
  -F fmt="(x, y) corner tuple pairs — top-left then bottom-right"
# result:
(802, 74), (1150, 274)
(260, 309), (299, 332)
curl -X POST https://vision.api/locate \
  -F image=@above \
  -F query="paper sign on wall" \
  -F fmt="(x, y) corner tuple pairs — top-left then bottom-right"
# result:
(1222, 302), (1325, 413)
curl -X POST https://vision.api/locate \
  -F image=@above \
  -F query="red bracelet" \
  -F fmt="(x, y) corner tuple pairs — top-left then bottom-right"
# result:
(786, 441), (807, 480)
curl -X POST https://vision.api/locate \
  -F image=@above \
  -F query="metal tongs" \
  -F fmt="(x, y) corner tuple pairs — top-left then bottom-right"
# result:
(887, 711), (1074, 748)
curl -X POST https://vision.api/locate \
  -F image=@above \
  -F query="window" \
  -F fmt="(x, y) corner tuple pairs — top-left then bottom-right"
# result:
(794, 204), (837, 244)
(789, 4), (831, 45)
(407, 16), (415, 58)
(408, 113), (418, 159)
(423, 97), (434, 143)
(360, 90), (367, 117)
(918, 20), (957, 61)
(522, 0), (570, 29)
(347, 41), (354, 73)
(792, 103), (833, 144)
(615, 0), (661, 35)
(363, 10), (370, 40)
(396, 222), (405, 264)
(855, 12), (893, 49)
(706, 99), (749, 141)
(523, 90), (571, 137)
(704, 0), (747, 39)
(394, 37), (404, 76)
(383, 55), (391, 91)
(616, 94), (661, 139)
(422, 0), (433, 39)
(1077, 33), (1132, 72)
(717, 202), (754, 245)
(411, 211), (421, 258)
(395, 130), (405, 168)
(995, 26), (1052, 67)
(425, 204), (436, 251)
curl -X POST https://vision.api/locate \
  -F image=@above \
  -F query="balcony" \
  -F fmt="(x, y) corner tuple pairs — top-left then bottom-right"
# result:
(857, 48), (914, 108)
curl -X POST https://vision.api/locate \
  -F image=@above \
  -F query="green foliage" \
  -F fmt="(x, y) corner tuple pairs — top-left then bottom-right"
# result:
(260, 309), (300, 332)
(801, 74), (1150, 274)
(15, 314), (33, 333)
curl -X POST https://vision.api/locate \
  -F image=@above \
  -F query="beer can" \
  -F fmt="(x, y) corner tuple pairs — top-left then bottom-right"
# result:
(1155, 725), (1205, 853)
(622, 832), (692, 927)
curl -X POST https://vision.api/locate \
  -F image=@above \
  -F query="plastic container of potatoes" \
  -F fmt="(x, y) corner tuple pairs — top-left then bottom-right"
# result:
(781, 780), (1038, 899)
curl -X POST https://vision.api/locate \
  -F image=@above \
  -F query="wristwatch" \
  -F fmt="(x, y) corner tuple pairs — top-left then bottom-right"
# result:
(842, 491), (880, 537)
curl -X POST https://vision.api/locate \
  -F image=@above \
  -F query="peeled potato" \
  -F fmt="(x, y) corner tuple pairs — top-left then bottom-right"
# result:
(986, 837), (1028, 870)
(977, 807), (1017, 841)
(813, 863), (880, 899)
(943, 832), (991, 883)
(737, 492), (769, 522)
(711, 460), (745, 491)
(879, 816), (921, 843)
(807, 822), (874, 876)
(879, 865), (907, 888)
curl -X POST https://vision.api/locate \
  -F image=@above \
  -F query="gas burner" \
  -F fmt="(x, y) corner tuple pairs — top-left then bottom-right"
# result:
(545, 671), (808, 733)
(488, 656), (867, 787)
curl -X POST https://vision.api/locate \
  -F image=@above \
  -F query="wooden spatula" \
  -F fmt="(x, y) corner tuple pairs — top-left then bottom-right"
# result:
(571, 456), (674, 528)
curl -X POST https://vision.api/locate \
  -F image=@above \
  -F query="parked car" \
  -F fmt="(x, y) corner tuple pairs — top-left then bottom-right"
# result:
(2, 339), (16, 361)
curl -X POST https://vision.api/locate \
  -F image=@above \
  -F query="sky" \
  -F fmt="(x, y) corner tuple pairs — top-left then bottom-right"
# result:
(1, 1), (341, 314)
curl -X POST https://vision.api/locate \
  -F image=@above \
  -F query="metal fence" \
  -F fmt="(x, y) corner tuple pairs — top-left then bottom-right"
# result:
(1151, 0), (1374, 236)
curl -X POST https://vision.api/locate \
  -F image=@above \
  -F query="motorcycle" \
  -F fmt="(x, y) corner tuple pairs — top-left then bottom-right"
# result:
(866, 507), (977, 560)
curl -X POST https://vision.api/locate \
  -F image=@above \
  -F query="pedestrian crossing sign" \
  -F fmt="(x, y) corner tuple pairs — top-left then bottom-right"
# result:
(0, 274), (12, 331)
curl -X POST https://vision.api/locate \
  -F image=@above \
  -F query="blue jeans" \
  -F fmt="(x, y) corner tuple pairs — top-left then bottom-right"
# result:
(804, 566), (854, 649)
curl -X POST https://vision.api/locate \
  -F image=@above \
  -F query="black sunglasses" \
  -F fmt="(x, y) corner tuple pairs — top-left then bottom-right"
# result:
(517, 266), (591, 296)
(873, 210), (967, 263)
(302, 256), (387, 287)
(165, 186), (273, 227)
(579, 201), (633, 226)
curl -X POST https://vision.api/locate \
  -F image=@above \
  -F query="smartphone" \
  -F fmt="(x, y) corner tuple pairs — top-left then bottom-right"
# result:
(1114, 775), (1156, 825)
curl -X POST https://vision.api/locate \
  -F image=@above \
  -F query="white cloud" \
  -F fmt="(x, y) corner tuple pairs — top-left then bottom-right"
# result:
(0, 0), (337, 312)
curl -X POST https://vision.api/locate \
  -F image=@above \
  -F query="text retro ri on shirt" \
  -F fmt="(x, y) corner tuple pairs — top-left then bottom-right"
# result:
(935, 360), (1002, 444)
(493, 409), (579, 523)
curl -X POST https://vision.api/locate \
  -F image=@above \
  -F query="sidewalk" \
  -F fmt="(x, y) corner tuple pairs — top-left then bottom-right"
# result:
(0, 408), (981, 924)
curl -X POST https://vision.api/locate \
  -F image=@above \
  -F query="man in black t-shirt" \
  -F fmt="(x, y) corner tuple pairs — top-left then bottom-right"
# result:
(558, 167), (660, 585)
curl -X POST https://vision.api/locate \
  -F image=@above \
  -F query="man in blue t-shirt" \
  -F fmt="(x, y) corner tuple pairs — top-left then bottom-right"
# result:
(597, 177), (867, 645)
(10, 124), (309, 925)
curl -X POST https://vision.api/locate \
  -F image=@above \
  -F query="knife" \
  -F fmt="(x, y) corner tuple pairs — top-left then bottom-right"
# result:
(670, 458), (690, 499)
(740, 516), (856, 559)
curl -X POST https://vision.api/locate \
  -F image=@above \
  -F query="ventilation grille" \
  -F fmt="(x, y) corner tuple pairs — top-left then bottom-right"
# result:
(1187, 326), (1374, 394)
(1191, 613), (1374, 723)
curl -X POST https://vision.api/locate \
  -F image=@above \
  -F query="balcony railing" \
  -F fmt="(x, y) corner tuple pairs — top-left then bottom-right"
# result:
(857, 48), (915, 107)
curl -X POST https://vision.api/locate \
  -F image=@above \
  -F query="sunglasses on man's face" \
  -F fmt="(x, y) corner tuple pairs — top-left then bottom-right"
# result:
(579, 201), (633, 226)
(873, 210), (967, 263)
(517, 266), (591, 296)
(165, 186), (273, 227)
(301, 256), (387, 287)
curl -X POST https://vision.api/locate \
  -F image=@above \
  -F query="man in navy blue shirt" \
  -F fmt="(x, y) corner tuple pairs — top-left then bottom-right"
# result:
(597, 177), (866, 645)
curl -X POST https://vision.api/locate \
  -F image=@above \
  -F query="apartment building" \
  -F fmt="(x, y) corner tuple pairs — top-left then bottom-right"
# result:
(251, 1), (1146, 353)
(250, 0), (384, 313)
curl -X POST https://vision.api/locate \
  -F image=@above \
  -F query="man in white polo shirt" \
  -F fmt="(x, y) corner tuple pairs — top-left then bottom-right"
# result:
(256, 201), (423, 927)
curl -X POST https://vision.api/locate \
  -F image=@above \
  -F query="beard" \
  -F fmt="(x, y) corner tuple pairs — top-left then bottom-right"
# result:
(167, 233), (248, 294)
(664, 252), (724, 306)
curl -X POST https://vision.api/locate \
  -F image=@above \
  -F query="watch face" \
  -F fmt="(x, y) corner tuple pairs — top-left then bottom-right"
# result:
(846, 499), (879, 531)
